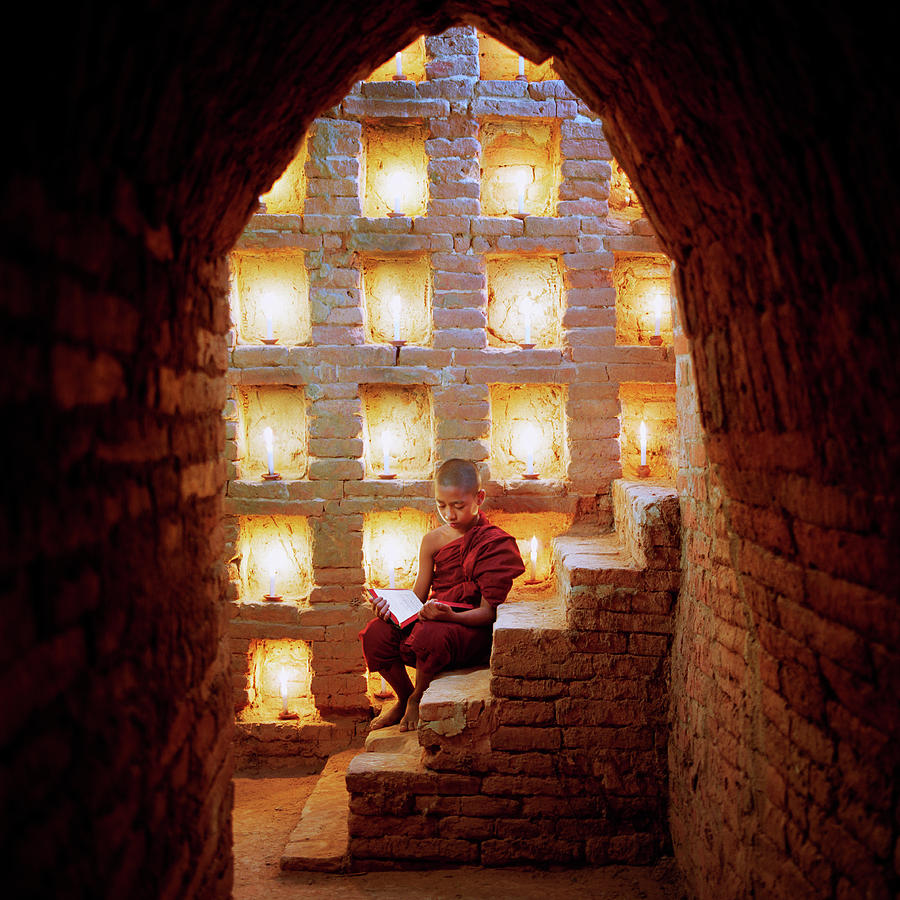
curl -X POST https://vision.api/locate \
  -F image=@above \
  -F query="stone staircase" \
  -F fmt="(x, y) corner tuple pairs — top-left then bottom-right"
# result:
(281, 479), (680, 871)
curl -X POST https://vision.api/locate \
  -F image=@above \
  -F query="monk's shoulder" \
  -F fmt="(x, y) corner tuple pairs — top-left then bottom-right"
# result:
(421, 525), (448, 554)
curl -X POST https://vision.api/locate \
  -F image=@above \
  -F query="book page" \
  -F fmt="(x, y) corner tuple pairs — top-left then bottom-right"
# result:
(372, 589), (423, 626)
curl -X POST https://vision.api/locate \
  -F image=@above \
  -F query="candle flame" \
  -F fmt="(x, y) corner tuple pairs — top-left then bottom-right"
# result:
(263, 426), (274, 452)
(640, 420), (648, 442)
(390, 295), (402, 318)
(530, 535), (537, 555)
(521, 296), (533, 316)
(381, 430), (392, 453)
(522, 423), (538, 447)
(279, 668), (288, 698)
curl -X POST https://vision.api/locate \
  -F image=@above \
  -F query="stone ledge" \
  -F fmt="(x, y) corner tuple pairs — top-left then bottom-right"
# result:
(280, 748), (359, 872)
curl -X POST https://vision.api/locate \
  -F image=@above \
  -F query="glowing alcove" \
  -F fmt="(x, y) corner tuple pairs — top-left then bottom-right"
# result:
(614, 254), (673, 346)
(361, 254), (432, 345)
(489, 383), (569, 480)
(486, 255), (563, 348)
(236, 515), (314, 604)
(259, 136), (308, 214)
(363, 508), (433, 589)
(480, 119), (559, 217)
(365, 37), (427, 83)
(237, 385), (308, 480)
(476, 32), (558, 82)
(362, 123), (428, 218)
(487, 511), (573, 584)
(608, 159), (645, 222)
(618, 382), (677, 482)
(231, 251), (311, 346)
(360, 384), (434, 480)
(246, 638), (313, 718)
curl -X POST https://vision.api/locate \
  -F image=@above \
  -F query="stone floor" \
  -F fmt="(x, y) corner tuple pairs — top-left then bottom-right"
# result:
(234, 767), (687, 899)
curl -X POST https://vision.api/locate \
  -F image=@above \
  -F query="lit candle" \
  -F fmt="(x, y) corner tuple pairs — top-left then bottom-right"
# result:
(518, 55), (525, 78)
(269, 568), (276, 597)
(382, 430), (392, 476)
(654, 296), (663, 337)
(524, 424), (536, 476)
(639, 420), (648, 467)
(265, 313), (274, 341)
(517, 180), (526, 215)
(263, 426), (275, 476)
(530, 535), (538, 582)
(395, 51), (403, 78)
(522, 297), (533, 344)
(279, 669), (289, 716)
(390, 295), (402, 342)
(393, 188), (403, 215)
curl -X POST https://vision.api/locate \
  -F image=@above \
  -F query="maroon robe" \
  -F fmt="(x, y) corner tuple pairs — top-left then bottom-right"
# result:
(360, 515), (525, 678)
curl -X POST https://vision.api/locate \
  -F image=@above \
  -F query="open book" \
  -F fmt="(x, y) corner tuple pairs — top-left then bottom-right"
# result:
(366, 588), (473, 628)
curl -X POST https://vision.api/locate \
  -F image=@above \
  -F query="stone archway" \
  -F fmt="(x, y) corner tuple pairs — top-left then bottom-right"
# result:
(3, 2), (897, 898)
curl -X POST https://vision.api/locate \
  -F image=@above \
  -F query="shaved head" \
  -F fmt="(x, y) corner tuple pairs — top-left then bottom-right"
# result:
(435, 458), (481, 494)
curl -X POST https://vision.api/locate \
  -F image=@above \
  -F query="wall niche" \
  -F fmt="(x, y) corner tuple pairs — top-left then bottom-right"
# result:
(363, 508), (433, 589)
(362, 122), (428, 218)
(489, 383), (569, 480)
(361, 254), (432, 345)
(614, 254), (673, 346)
(480, 119), (559, 217)
(618, 381), (677, 481)
(360, 384), (434, 480)
(486, 255), (563, 348)
(237, 385), (308, 481)
(235, 515), (314, 605)
(231, 251), (311, 346)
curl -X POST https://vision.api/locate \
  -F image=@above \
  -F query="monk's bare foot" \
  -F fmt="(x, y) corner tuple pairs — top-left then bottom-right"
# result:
(398, 695), (421, 732)
(370, 700), (407, 730)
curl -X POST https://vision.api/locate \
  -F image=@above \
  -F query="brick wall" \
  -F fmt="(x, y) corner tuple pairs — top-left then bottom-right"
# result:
(224, 26), (674, 752)
(4, 1), (898, 897)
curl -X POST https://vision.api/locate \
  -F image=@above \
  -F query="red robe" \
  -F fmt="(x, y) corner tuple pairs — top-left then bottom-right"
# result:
(360, 515), (525, 677)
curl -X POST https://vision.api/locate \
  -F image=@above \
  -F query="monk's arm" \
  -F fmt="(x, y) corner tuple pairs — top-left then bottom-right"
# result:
(413, 534), (436, 602)
(421, 595), (496, 625)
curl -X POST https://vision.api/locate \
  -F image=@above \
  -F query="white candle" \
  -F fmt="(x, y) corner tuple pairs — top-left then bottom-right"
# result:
(640, 420), (648, 466)
(517, 183), (526, 215)
(263, 426), (275, 476)
(269, 569), (276, 597)
(393, 190), (403, 214)
(265, 313), (274, 341)
(518, 55), (525, 78)
(279, 669), (288, 715)
(395, 51), (403, 78)
(522, 298), (532, 344)
(524, 424), (536, 475)
(529, 535), (537, 581)
(390, 295), (402, 341)
(382, 430), (392, 476)
(654, 296), (663, 337)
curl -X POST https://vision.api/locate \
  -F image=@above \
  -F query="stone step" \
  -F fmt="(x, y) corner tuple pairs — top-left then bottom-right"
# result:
(280, 748), (358, 873)
(364, 725), (419, 755)
(553, 530), (640, 589)
(417, 667), (496, 773)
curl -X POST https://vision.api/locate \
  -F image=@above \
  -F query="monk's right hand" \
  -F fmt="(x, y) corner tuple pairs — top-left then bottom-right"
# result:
(371, 595), (391, 621)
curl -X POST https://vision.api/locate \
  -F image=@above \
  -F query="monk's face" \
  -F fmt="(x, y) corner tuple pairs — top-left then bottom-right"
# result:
(435, 484), (484, 531)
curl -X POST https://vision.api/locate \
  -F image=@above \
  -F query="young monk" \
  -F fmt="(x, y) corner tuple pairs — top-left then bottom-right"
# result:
(360, 459), (525, 731)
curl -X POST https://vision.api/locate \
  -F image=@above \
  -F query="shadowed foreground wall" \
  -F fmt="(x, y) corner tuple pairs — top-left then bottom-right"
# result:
(1, 1), (897, 897)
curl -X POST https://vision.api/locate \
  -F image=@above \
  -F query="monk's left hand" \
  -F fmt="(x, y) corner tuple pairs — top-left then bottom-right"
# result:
(419, 600), (452, 621)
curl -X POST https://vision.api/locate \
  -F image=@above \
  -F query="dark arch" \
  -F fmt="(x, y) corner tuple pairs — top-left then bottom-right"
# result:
(3, 1), (897, 897)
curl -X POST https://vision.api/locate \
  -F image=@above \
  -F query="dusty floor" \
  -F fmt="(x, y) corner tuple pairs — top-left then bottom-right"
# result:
(233, 769), (687, 899)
